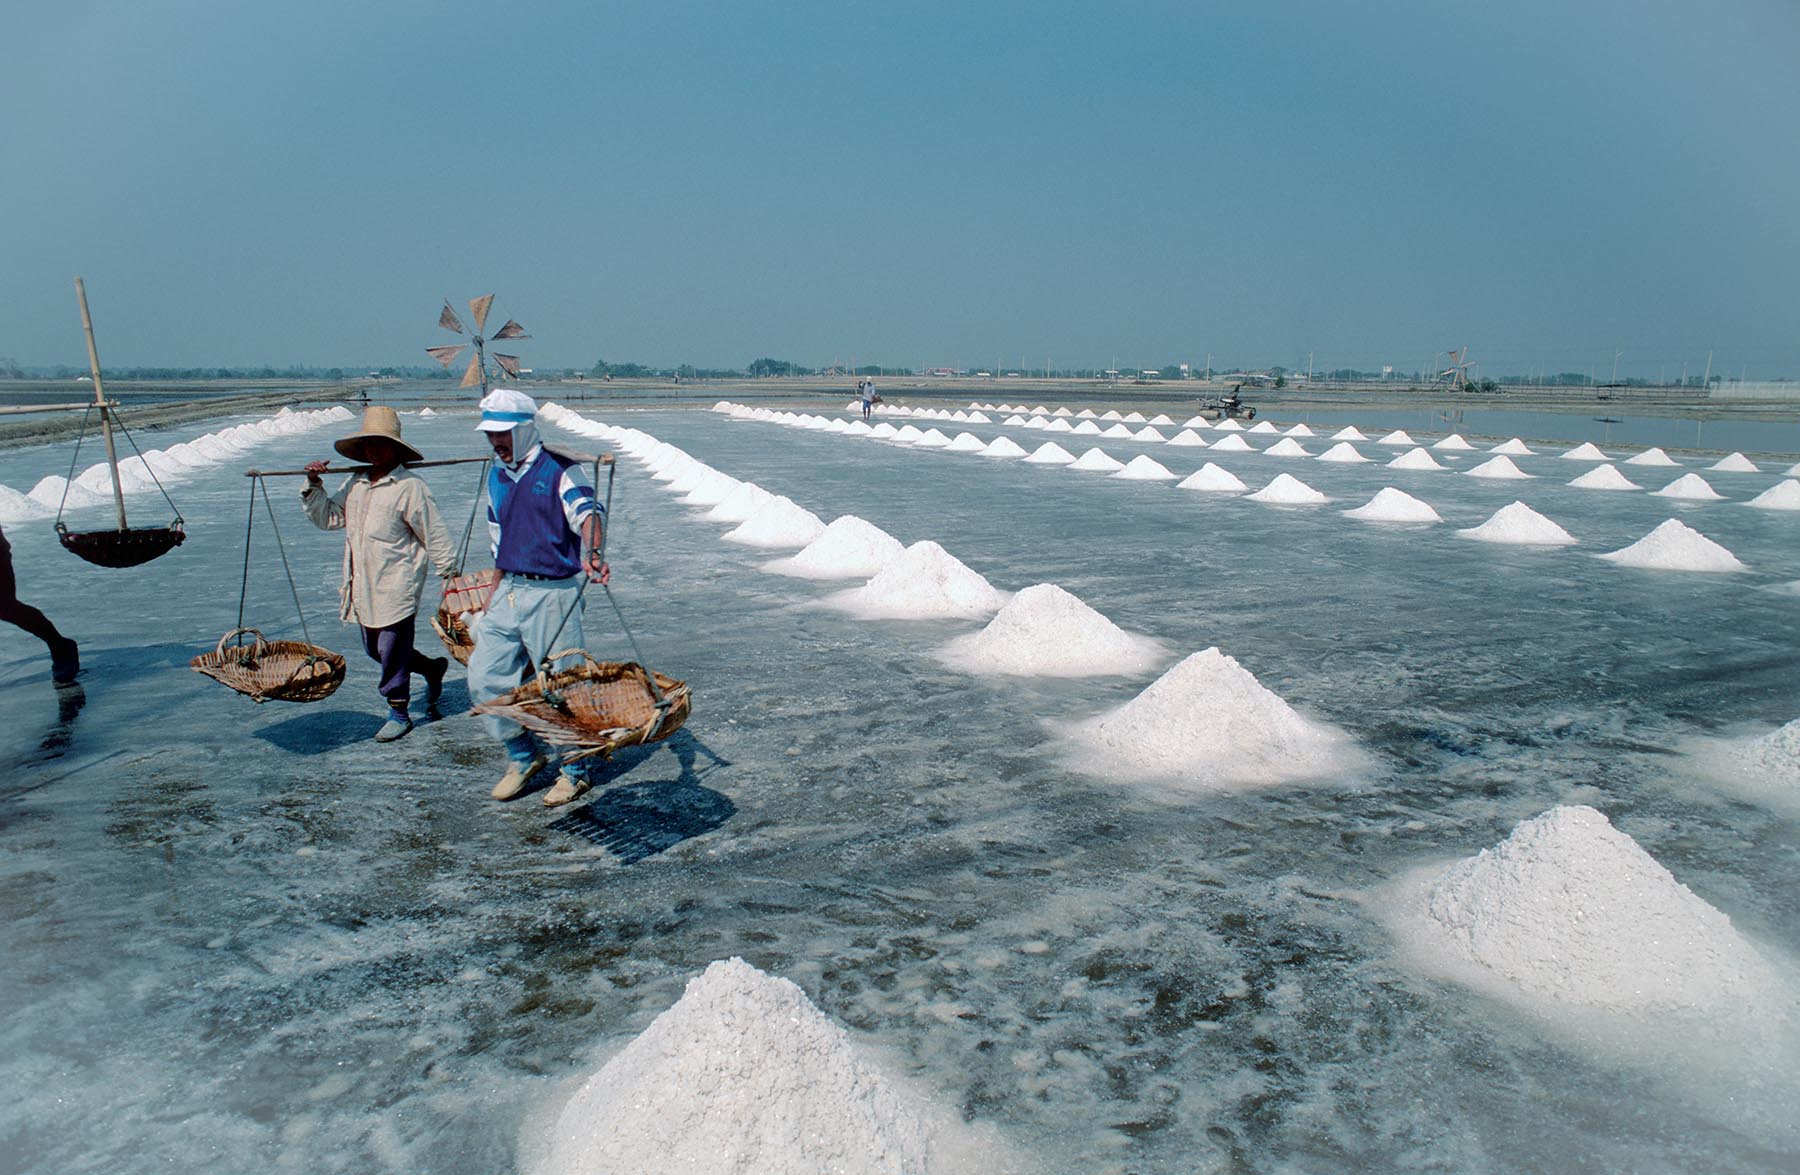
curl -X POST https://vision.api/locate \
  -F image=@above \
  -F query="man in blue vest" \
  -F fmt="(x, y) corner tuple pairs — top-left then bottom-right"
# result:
(468, 388), (609, 806)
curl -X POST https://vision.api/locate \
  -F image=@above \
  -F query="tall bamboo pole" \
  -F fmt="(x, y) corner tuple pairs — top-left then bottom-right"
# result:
(73, 277), (128, 530)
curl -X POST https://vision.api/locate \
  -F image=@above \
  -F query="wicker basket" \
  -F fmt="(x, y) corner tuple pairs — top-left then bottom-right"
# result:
(58, 523), (185, 568)
(190, 627), (347, 704)
(470, 649), (690, 762)
(431, 569), (500, 665)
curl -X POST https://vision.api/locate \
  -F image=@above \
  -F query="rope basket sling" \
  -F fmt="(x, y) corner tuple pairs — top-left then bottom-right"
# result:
(190, 627), (346, 703)
(470, 649), (691, 762)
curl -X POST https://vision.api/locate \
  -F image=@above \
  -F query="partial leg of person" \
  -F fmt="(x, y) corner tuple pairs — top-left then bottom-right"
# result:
(362, 613), (423, 741)
(0, 529), (78, 685)
(512, 578), (594, 807)
(468, 580), (550, 799)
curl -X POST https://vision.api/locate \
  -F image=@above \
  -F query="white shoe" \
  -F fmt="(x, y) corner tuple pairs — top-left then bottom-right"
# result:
(542, 773), (591, 808)
(492, 756), (547, 801)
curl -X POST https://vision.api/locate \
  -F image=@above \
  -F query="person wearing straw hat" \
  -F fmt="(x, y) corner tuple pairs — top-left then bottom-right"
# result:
(301, 405), (459, 742)
(468, 387), (609, 807)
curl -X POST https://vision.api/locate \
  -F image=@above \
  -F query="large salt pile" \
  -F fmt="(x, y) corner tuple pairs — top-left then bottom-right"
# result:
(1458, 502), (1577, 545)
(935, 583), (1166, 677)
(1653, 473), (1725, 500)
(1746, 479), (1800, 510)
(1376, 429), (1415, 446)
(1070, 420), (1102, 436)
(1560, 442), (1610, 461)
(891, 424), (924, 443)
(763, 515), (906, 579)
(1122, 411), (1146, 424)
(826, 541), (1007, 619)
(1284, 423), (1314, 437)
(1247, 473), (1327, 504)
(1067, 447), (1125, 473)
(1099, 410), (1122, 421)
(1101, 423), (1135, 438)
(868, 422), (899, 439)
(1022, 442), (1077, 466)
(1433, 434), (1475, 451)
(1075, 409), (1097, 419)
(1490, 438), (1534, 455)
(1166, 429), (1208, 447)
(1207, 434), (1254, 453)
(0, 485), (51, 522)
(1568, 464), (1640, 491)
(722, 496), (827, 548)
(705, 482), (775, 523)
(946, 432), (986, 453)
(1133, 426), (1166, 442)
(1708, 452), (1759, 473)
(1111, 455), (1175, 481)
(1213, 419), (1245, 432)
(1315, 442), (1369, 463)
(1066, 647), (1362, 790)
(1176, 463), (1247, 492)
(529, 957), (987, 1175)
(1624, 447), (1680, 466)
(1344, 487), (1441, 523)
(1687, 717), (1800, 816)
(29, 475), (110, 511)
(1043, 419), (1073, 433)
(1599, 519), (1745, 572)
(979, 436), (1028, 459)
(1464, 455), (1531, 479)
(684, 471), (743, 507)
(1263, 438), (1311, 457)
(912, 428), (951, 449)
(1181, 416), (1211, 429)
(1386, 806), (1785, 1020)
(1148, 413), (1174, 426)
(1247, 420), (1279, 435)
(1387, 447), (1446, 471)
(1332, 426), (1369, 441)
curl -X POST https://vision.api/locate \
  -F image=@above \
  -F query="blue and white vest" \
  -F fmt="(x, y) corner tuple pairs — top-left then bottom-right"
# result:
(491, 449), (587, 578)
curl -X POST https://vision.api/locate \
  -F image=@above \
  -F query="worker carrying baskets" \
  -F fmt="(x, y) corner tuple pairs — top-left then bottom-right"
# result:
(465, 388), (689, 807)
(298, 406), (460, 741)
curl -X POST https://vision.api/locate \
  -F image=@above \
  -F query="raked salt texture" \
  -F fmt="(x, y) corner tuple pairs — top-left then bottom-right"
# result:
(1458, 502), (1576, 545)
(826, 541), (1007, 619)
(935, 583), (1165, 677)
(762, 515), (906, 579)
(1599, 519), (1745, 572)
(1066, 647), (1363, 791)
(528, 957), (1010, 1175)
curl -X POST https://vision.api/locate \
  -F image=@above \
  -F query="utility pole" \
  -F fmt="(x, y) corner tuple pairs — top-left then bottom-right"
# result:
(1611, 349), (1622, 383)
(1702, 349), (1713, 385)
(1308, 351), (1314, 381)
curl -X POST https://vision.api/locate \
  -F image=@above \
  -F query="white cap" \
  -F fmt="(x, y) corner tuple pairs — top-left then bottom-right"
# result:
(476, 387), (538, 432)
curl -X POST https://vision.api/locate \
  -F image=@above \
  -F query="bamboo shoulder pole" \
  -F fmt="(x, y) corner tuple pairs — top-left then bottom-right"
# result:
(245, 456), (496, 478)
(0, 401), (119, 416)
(74, 277), (128, 530)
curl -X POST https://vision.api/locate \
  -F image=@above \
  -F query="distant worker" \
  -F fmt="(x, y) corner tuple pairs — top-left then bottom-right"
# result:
(0, 525), (79, 686)
(859, 378), (875, 422)
(302, 406), (458, 743)
(466, 388), (610, 807)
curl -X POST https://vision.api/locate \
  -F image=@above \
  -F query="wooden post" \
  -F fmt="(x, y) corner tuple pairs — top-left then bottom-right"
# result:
(74, 277), (129, 531)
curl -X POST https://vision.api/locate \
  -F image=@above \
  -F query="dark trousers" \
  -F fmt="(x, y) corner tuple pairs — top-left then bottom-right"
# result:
(359, 613), (437, 711)
(0, 529), (67, 652)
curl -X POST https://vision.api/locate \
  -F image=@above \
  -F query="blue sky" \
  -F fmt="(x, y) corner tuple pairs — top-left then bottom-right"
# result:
(6, 0), (1798, 378)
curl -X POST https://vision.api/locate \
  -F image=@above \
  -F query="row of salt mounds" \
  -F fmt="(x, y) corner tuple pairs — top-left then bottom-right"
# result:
(1387, 447), (1446, 471)
(1746, 479), (1800, 509)
(1112, 455), (1175, 481)
(1458, 502), (1576, 545)
(1599, 519), (1745, 572)
(762, 515), (905, 579)
(1653, 473), (1724, 501)
(1379, 806), (1788, 1024)
(1568, 464), (1640, 491)
(1023, 441), (1076, 465)
(1344, 487), (1440, 523)
(1683, 717), (1800, 817)
(0, 485), (52, 522)
(1464, 455), (1531, 479)
(935, 583), (1166, 678)
(1247, 473), (1326, 504)
(825, 541), (1007, 619)
(1063, 648), (1365, 791)
(527, 957), (1015, 1175)
(1177, 463), (1247, 492)
(723, 496), (826, 548)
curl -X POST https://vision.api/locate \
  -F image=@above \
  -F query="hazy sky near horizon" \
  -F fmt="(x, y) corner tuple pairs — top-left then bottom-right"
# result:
(5, 0), (1798, 379)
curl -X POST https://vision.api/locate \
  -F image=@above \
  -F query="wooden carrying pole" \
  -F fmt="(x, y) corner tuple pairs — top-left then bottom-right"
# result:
(0, 401), (119, 416)
(73, 277), (128, 531)
(246, 456), (497, 478)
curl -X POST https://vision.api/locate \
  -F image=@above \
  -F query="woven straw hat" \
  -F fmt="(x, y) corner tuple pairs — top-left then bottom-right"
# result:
(334, 406), (423, 464)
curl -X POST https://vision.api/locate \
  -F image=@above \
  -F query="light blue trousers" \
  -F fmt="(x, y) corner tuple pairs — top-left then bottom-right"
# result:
(467, 573), (586, 752)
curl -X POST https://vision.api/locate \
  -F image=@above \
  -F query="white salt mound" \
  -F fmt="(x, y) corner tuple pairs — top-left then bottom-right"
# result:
(946, 432), (987, 453)
(1490, 438), (1534, 455)
(0, 485), (51, 522)
(980, 436), (1028, 459)
(827, 541), (1006, 620)
(1132, 426), (1165, 442)
(1315, 442), (1369, 463)
(1067, 647), (1361, 790)
(763, 515), (906, 579)
(1111, 455), (1176, 481)
(1022, 442), (1076, 465)
(1653, 473), (1725, 501)
(1247, 420), (1279, 435)
(1148, 414), (1174, 426)
(1689, 717), (1800, 816)
(418, 406), (437, 417)
(1213, 419), (1245, 432)
(684, 471), (742, 506)
(1101, 423), (1135, 438)
(1394, 806), (1784, 1017)
(722, 496), (827, 548)
(1458, 502), (1576, 546)
(1344, 488), (1440, 523)
(1387, 447), (1446, 471)
(1284, 424), (1314, 437)
(1599, 518), (1745, 572)
(1165, 429), (1208, 448)
(1746, 479), (1800, 510)
(1070, 421), (1102, 436)
(868, 423), (898, 439)
(1433, 434), (1475, 451)
(1247, 473), (1326, 504)
(1332, 426), (1369, 441)
(1561, 442), (1610, 461)
(1568, 464), (1640, 491)
(1708, 452), (1759, 473)
(531, 958), (952, 1175)
(936, 583), (1165, 677)
(1624, 447), (1680, 466)
(1263, 438), (1311, 457)
(1067, 447), (1124, 473)
(912, 428), (951, 449)
(1376, 430), (1415, 446)
(1464, 455), (1532, 479)
(1100, 410), (1122, 421)
(1181, 416), (1211, 429)
(1043, 419), (1073, 433)
(705, 481), (774, 523)
(1208, 434), (1254, 453)
(1122, 411), (1145, 424)
(1177, 463), (1247, 492)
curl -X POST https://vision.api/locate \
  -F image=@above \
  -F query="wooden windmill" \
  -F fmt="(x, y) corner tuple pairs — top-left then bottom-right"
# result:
(425, 294), (530, 394)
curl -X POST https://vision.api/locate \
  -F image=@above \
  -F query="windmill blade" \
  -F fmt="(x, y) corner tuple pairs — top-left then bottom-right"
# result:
(439, 301), (465, 334)
(460, 352), (484, 388)
(425, 344), (466, 369)
(493, 352), (522, 377)
(469, 294), (495, 334)
(492, 319), (530, 340)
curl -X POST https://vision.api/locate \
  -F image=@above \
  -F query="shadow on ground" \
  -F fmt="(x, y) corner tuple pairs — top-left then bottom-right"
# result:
(548, 730), (734, 864)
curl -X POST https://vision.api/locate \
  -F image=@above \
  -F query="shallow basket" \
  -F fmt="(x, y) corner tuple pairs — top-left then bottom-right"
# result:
(431, 569), (500, 665)
(58, 522), (186, 568)
(470, 649), (690, 762)
(190, 627), (346, 704)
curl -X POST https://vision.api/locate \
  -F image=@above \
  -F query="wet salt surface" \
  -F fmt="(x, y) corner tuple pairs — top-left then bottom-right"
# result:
(2, 406), (1799, 1175)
